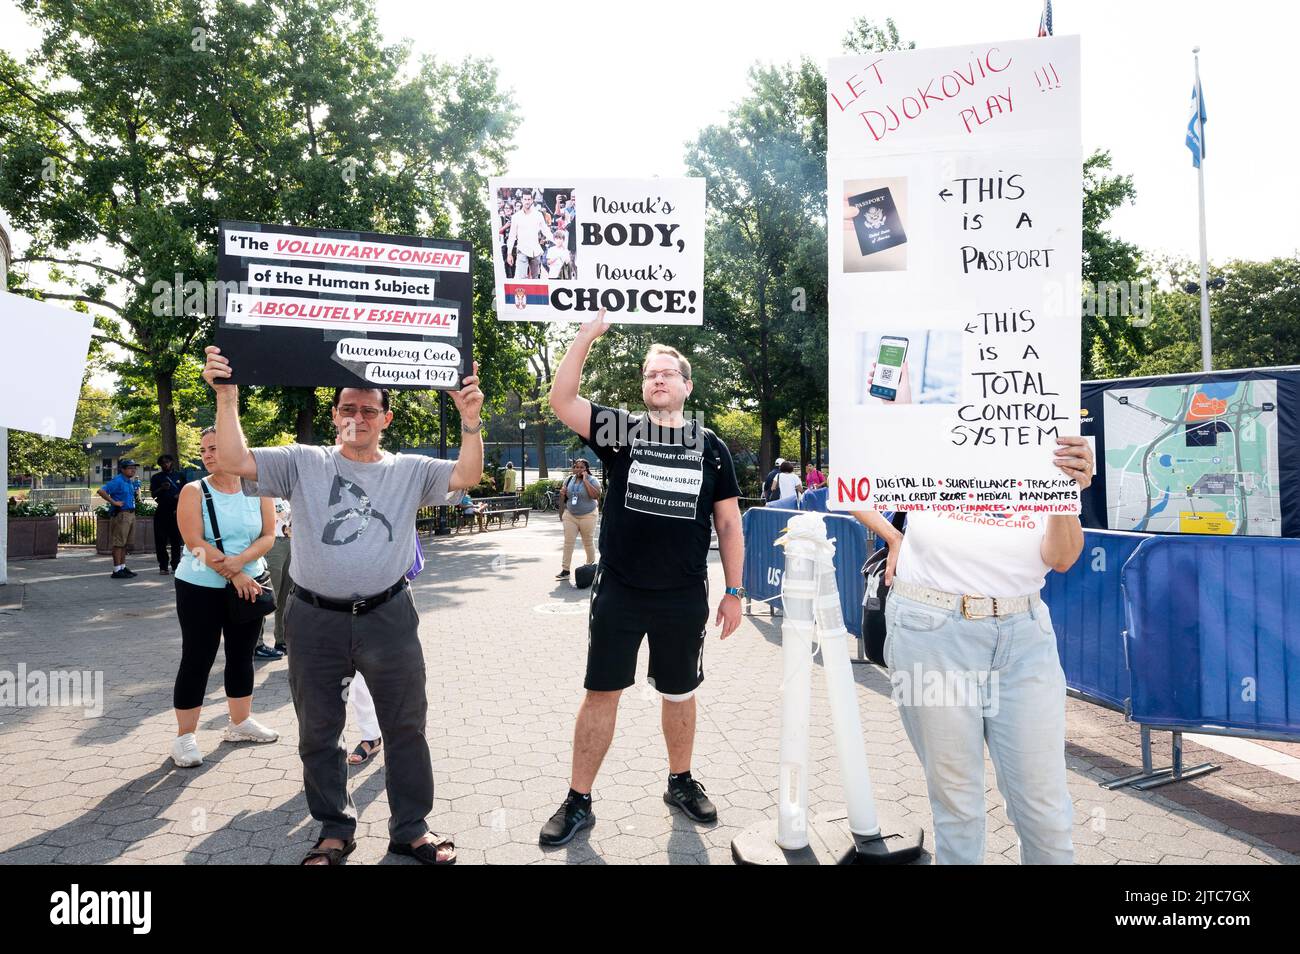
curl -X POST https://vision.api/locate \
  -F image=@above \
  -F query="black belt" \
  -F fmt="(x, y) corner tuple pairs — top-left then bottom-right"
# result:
(293, 579), (408, 616)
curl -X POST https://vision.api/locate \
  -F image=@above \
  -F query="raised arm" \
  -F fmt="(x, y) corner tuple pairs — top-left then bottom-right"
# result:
(549, 308), (611, 440)
(449, 362), (485, 492)
(201, 345), (259, 480)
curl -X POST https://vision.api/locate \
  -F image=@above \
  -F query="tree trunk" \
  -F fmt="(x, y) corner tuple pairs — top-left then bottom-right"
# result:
(536, 426), (548, 479)
(295, 390), (318, 444)
(759, 411), (780, 479)
(155, 370), (178, 459)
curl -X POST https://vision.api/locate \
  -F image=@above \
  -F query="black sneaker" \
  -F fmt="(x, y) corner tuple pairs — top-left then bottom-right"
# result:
(664, 776), (717, 824)
(555, 569), (570, 580)
(274, 643), (288, 656)
(122, 568), (138, 578)
(159, 566), (170, 575)
(538, 793), (595, 846)
(254, 644), (284, 659)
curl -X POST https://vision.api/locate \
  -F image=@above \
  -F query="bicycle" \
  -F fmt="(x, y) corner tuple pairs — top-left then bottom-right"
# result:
(539, 489), (559, 512)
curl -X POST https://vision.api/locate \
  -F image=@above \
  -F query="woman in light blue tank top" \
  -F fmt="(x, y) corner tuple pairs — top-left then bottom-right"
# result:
(169, 427), (278, 769)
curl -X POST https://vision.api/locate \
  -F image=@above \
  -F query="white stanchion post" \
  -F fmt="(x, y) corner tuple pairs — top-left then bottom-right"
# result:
(776, 553), (814, 849)
(731, 511), (923, 864)
(0, 217), (10, 587)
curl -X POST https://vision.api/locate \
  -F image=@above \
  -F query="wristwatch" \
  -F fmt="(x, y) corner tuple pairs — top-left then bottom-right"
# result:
(724, 586), (746, 599)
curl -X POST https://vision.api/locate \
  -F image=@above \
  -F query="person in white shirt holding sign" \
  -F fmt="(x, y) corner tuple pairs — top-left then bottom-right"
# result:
(506, 192), (555, 280)
(856, 404), (1093, 865)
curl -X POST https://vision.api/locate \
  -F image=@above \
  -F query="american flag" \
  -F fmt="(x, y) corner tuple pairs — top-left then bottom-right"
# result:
(1038, 0), (1053, 37)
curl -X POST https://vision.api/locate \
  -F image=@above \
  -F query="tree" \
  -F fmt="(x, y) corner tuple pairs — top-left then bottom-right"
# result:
(685, 18), (913, 474)
(7, 381), (114, 483)
(0, 0), (522, 457)
(1081, 150), (1144, 378)
(1131, 256), (1300, 376)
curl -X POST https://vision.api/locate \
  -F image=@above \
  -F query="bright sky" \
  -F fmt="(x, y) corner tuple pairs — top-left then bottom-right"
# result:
(1, 0), (1293, 265)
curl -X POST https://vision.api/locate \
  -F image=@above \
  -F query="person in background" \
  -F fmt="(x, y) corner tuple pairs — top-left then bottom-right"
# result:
(763, 457), (785, 502)
(502, 461), (518, 495)
(171, 427), (279, 768)
(151, 455), (186, 575)
(805, 462), (826, 491)
(98, 459), (141, 579)
(774, 460), (803, 506)
(258, 497), (292, 658)
(459, 491), (488, 532)
(556, 458), (600, 581)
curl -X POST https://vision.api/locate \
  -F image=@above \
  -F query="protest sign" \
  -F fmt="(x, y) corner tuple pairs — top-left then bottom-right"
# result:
(0, 292), (93, 437)
(488, 178), (704, 324)
(826, 36), (1083, 513)
(215, 221), (473, 388)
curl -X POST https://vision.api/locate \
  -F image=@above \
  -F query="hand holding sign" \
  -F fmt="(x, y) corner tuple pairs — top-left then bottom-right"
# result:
(1053, 436), (1093, 490)
(450, 361), (484, 426)
(203, 345), (236, 396)
(573, 307), (613, 348)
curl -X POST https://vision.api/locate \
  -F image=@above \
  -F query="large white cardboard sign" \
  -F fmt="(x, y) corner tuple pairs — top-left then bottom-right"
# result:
(489, 177), (704, 324)
(827, 35), (1083, 514)
(0, 292), (94, 437)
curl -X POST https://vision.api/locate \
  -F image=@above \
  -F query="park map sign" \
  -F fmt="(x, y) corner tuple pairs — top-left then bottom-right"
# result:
(826, 35), (1083, 514)
(214, 221), (474, 389)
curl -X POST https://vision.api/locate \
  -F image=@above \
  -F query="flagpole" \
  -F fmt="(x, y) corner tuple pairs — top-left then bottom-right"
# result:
(1194, 47), (1213, 372)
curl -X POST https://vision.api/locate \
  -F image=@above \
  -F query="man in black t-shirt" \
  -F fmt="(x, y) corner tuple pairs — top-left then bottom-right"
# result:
(150, 455), (186, 574)
(540, 309), (745, 846)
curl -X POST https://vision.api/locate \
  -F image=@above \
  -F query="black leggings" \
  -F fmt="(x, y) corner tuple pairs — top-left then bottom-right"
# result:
(173, 578), (263, 709)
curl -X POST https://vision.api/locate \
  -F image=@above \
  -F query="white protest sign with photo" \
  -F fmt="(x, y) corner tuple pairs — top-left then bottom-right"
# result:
(0, 292), (94, 437)
(488, 177), (704, 324)
(827, 35), (1083, 514)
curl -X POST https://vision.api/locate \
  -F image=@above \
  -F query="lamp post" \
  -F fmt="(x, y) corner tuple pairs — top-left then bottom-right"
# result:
(84, 442), (93, 489)
(518, 419), (527, 487)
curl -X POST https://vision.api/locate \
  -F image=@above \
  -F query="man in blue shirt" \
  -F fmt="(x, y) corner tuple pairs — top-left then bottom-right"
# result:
(97, 459), (140, 578)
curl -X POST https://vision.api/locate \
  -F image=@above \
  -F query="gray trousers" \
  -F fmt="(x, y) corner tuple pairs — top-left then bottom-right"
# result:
(264, 537), (291, 645)
(284, 585), (432, 844)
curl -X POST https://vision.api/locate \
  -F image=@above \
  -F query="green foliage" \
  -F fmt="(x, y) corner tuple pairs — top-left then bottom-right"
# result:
(8, 499), (56, 517)
(1, 0), (522, 458)
(519, 478), (561, 509)
(6, 380), (114, 480)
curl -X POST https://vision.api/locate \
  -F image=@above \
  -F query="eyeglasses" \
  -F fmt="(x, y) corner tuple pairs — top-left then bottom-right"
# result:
(337, 405), (384, 420)
(643, 369), (686, 382)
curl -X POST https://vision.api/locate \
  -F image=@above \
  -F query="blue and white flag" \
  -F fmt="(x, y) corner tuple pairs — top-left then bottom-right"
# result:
(1186, 75), (1207, 168)
(1037, 0), (1053, 37)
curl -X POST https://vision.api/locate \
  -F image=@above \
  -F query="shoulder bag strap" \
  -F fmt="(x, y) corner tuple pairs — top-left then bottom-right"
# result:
(200, 479), (226, 553)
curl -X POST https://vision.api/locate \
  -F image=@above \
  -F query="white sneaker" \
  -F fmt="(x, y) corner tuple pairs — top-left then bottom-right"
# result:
(223, 716), (279, 744)
(171, 733), (203, 767)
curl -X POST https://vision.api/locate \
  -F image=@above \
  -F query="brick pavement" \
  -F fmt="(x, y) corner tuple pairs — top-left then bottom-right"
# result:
(0, 519), (1296, 865)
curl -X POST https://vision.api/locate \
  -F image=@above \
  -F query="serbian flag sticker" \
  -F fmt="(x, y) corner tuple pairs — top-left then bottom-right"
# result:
(504, 282), (549, 308)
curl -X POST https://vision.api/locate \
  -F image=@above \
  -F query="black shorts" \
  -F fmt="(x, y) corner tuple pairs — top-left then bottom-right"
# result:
(584, 565), (709, 696)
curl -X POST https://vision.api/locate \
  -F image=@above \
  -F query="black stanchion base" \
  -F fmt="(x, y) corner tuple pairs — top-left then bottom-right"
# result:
(731, 812), (925, 866)
(433, 527), (452, 536)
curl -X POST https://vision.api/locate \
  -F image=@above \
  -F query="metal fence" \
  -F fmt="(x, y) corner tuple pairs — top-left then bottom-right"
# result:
(55, 511), (98, 546)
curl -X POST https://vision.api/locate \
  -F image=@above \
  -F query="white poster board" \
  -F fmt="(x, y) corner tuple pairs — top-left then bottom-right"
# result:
(489, 177), (704, 324)
(0, 292), (93, 437)
(827, 36), (1083, 513)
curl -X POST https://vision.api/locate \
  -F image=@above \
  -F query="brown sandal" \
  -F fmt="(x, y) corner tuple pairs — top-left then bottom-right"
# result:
(388, 835), (456, 865)
(300, 837), (357, 865)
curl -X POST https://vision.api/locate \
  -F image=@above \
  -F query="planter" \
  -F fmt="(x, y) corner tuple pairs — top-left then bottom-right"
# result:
(95, 515), (155, 556)
(7, 516), (59, 560)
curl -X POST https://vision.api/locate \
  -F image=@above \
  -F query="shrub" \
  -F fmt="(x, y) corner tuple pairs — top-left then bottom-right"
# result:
(519, 478), (562, 509)
(8, 499), (57, 517)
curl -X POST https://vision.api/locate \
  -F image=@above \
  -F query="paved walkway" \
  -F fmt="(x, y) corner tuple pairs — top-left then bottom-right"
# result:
(1, 519), (1297, 865)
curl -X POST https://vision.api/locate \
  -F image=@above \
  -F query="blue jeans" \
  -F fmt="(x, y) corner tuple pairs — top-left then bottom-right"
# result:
(884, 592), (1074, 864)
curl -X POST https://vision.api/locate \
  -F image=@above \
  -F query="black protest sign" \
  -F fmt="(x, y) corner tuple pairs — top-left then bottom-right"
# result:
(215, 221), (473, 389)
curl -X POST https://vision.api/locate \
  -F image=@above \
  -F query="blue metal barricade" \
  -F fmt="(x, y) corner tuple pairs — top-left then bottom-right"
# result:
(741, 507), (869, 636)
(1040, 530), (1145, 712)
(801, 487), (828, 512)
(1123, 535), (1300, 740)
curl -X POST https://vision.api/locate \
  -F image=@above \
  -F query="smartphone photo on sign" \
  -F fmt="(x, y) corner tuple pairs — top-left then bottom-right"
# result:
(871, 336), (909, 401)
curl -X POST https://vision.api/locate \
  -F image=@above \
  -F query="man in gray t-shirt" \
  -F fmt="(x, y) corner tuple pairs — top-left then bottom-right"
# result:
(203, 345), (484, 866)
